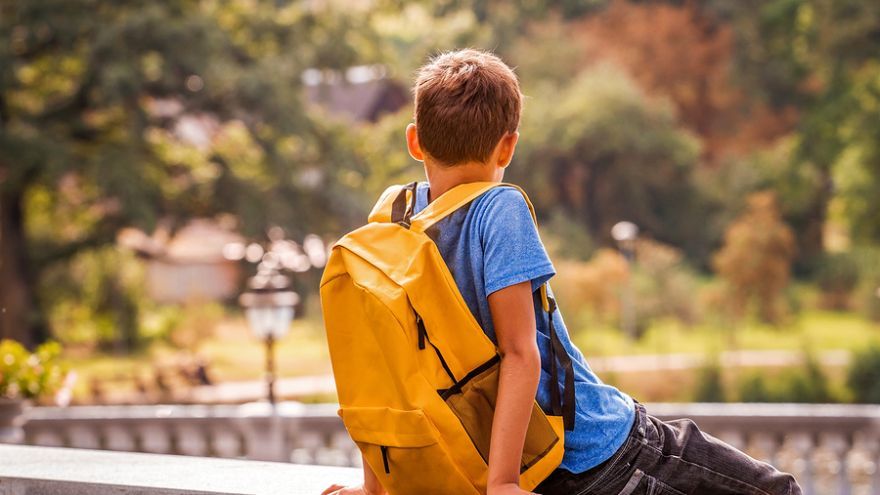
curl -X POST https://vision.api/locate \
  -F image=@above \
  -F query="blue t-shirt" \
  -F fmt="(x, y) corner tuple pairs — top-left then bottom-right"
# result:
(412, 181), (635, 473)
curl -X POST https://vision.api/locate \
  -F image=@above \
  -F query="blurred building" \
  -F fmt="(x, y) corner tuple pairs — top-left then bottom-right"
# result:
(118, 219), (244, 304)
(303, 64), (408, 122)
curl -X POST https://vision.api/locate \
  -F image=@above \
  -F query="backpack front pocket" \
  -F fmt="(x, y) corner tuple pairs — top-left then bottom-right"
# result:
(339, 406), (479, 495)
(440, 355), (561, 473)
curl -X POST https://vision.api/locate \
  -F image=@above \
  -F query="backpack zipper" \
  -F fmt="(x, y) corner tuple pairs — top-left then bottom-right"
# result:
(380, 445), (390, 474)
(415, 313), (426, 350)
(414, 312), (457, 383)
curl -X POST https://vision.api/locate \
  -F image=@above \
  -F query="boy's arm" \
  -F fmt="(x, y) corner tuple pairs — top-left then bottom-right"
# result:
(320, 453), (386, 495)
(486, 279), (542, 495)
(361, 454), (386, 495)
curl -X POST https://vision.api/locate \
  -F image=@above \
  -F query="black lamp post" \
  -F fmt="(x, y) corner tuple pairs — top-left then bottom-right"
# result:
(239, 266), (299, 405)
(611, 221), (639, 340)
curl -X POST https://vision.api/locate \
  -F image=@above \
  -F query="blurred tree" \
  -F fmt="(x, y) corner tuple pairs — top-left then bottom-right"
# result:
(576, 0), (797, 164)
(513, 65), (708, 259)
(713, 191), (797, 323)
(0, 0), (379, 348)
(702, 0), (880, 263)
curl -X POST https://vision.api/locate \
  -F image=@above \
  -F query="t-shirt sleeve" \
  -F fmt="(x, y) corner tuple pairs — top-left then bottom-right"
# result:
(479, 188), (556, 295)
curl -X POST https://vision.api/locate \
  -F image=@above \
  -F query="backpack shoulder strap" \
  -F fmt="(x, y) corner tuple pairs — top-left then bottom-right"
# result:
(370, 181), (554, 312)
(367, 182), (416, 223)
(407, 181), (555, 314)
(409, 181), (538, 232)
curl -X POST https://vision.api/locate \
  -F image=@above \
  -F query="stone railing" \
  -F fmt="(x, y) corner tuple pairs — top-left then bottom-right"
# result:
(0, 443), (359, 495)
(22, 401), (357, 465)
(17, 402), (880, 495)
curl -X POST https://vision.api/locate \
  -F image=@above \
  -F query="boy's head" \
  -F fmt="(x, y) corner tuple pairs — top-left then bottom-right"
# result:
(408, 49), (522, 169)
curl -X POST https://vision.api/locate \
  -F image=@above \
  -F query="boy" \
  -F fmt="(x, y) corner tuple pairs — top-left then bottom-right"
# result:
(323, 49), (801, 495)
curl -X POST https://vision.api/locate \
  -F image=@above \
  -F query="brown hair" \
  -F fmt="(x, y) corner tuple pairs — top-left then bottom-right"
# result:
(413, 49), (522, 166)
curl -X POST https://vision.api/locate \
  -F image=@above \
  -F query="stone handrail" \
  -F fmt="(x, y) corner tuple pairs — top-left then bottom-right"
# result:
(16, 402), (880, 495)
(0, 443), (359, 495)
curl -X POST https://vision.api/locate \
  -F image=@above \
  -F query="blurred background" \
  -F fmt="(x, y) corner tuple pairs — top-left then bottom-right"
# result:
(1, 0), (880, 491)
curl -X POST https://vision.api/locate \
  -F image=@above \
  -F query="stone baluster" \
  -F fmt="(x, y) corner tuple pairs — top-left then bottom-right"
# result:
(175, 421), (208, 456)
(234, 402), (289, 462)
(862, 431), (880, 495)
(103, 424), (136, 451)
(821, 431), (852, 495)
(31, 427), (64, 447)
(789, 431), (815, 495)
(751, 432), (781, 468)
(329, 430), (356, 467)
(717, 430), (747, 451)
(208, 422), (246, 458)
(138, 423), (171, 454)
(68, 424), (101, 450)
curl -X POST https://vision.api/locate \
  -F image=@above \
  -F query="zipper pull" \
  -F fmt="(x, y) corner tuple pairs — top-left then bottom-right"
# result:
(380, 445), (391, 474)
(415, 313), (426, 350)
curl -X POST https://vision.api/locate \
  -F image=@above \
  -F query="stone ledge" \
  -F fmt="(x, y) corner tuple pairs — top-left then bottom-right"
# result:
(0, 444), (360, 495)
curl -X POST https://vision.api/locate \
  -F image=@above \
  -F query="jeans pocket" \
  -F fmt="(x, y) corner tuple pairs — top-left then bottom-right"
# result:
(614, 468), (646, 495)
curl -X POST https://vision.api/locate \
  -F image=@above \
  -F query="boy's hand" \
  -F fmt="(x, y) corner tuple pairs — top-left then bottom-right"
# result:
(488, 482), (535, 495)
(320, 483), (384, 495)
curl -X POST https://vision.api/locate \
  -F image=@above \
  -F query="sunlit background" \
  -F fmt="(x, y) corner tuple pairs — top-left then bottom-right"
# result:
(1, 1), (880, 493)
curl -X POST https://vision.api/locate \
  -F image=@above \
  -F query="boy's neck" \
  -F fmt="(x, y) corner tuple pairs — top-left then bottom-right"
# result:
(424, 159), (502, 204)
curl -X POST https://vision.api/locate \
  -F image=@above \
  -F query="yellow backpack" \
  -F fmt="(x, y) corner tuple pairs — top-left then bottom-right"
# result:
(320, 181), (575, 494)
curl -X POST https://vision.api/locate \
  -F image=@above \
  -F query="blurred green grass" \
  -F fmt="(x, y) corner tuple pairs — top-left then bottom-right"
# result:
(59, 309), (878, 404)
(571, 310), (878, 358)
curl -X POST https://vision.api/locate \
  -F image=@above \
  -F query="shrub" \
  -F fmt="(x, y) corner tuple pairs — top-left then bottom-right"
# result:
(693, 356), (726, 402)
(815, 253), (860, 310)
(633, 238), (702, 327)
(738, 373), (773, 402)
(551, 249), (629, 325)
(737, 352), (833, 403)
(847, 345), (880, 403)
(863, 279), (880, 323)
(781, 352), (833, 403)
(0, 339), (68, 402)
(712, 191), (797, 324)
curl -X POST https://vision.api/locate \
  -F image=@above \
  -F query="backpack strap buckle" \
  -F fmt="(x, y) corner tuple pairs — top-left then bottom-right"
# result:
(391, 181), (419, 229)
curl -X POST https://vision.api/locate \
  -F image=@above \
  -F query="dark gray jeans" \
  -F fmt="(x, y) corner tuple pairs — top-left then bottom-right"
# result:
(535, 402), (801, 495)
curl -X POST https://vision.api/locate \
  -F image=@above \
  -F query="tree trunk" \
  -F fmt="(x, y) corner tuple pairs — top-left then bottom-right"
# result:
(0, 187), (46, 350)
(795, 167), (833, 274)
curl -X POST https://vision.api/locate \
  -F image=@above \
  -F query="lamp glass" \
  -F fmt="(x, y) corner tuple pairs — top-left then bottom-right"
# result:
(245, 305), (294, 339)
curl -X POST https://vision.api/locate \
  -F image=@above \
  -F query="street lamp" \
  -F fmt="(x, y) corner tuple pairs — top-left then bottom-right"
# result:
(239, 267), (299, 405)
(611, 221), (639, 340)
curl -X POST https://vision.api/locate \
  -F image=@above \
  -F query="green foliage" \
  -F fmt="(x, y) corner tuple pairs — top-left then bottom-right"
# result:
(40, 247), (144, 352)
(633, 239), (702, 327)
(3, 0), (880, 350)
(513, 64), (706, 259)
(705, 0), (880, 253)
(737, 373), (773, 402)
(541, 210), (597, 262)
(1, 0), (385, 344)
(847, 345), (880, 403)
(814, 252), (861, 310)
(0, 339), (68, 400)
(693, 356), (726, 402)
(862, 278), (880, 323)
(738, 352), (833, 403)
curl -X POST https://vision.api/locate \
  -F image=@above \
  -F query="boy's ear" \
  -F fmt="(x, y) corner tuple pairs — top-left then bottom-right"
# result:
(496, 131), (519, 169)
(405, 123), (425, 162)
